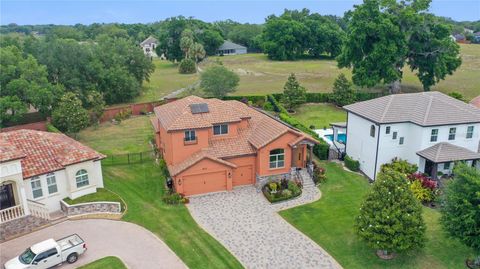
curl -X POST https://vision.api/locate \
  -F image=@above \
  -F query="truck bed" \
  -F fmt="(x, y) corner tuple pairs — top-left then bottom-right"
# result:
(57, 234), (84, 251)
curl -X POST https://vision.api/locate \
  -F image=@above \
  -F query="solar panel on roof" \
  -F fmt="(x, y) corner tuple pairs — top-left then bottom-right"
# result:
(190, 103), (209, 114)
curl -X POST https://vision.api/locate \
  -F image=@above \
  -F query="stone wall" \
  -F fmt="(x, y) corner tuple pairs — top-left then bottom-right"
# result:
(255, 171), (292, 190)
(0, 215), (49, 242)
(60, 200), (121, 216)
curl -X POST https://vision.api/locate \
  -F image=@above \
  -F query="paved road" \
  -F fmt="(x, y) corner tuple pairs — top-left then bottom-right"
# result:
(188, 185), (342, 269)
(0, 219), (187, 269)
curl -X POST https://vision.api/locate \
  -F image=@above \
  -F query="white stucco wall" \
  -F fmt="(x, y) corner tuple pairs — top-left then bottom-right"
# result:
(24, 160), (104, 212)
(347, 111), (480, 180)
(345, 113), (379, 180)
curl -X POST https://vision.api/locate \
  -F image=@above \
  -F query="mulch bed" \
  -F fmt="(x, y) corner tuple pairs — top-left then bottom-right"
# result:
(376, 250), (396, 260)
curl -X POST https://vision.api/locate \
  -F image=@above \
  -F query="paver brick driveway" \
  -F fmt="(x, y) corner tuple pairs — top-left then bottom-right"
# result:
(0, 219), (186, 269)
(188, 186), (342, 269)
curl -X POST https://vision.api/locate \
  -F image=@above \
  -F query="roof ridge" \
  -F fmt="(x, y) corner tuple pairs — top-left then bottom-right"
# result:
(434, 142), (444, 161)
(422, 95), (434, 125)
(380, 95), (394, 122)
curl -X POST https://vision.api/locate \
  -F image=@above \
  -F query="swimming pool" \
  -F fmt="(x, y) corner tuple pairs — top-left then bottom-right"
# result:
(325, 133), (347, 144)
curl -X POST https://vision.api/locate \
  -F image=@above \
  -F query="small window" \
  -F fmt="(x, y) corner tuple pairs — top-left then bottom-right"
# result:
(184, 130), (196, 141)
(269, 149), (285, 169)
(448, 127), (456, 140)
(444, 162), (451, 170)
(31, 178), (43, 199)
(430, 129), (438, 142)
(466, 126), (474, 139)
(399, 137), (404, 145)
(370, 125), (375, 137)
(213, 124), (228, 135)
(385, 126), (391, 134)
(392, 132), (398, 140)
(75, 169), (89, 188)
(46, 173), (58, 194)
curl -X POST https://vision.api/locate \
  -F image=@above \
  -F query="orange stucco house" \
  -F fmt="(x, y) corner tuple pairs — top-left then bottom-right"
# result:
(151, 96), (318, 196)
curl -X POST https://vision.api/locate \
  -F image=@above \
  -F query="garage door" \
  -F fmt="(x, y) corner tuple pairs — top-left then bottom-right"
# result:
(183, 171), (227, 196)
(233, 165), (253, 186)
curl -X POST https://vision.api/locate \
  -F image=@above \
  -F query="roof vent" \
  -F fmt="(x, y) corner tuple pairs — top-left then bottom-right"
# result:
(190, 103), (209, 114)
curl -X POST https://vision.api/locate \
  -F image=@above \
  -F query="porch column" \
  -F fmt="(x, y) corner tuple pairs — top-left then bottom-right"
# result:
(17, 181), (30, 215)
(432, 163), (438, 181)
(309, 144), (313, 164)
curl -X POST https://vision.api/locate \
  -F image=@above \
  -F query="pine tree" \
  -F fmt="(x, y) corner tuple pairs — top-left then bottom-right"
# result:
(355, 168), (426, 257)
(332, 73), (356, 107)
(283, 73), (306, 111)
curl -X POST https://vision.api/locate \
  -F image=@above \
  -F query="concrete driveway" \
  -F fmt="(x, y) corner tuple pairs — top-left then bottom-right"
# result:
(188, 186), (342, 269)
(0, 219), (186, 269)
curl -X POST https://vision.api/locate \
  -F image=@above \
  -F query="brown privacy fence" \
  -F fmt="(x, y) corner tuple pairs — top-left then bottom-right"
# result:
(102, 150), (157, 166)
(100, 99), (178, 123)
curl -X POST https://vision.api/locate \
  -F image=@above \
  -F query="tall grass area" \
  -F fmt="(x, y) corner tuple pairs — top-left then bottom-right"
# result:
(281, 162), (474, 269)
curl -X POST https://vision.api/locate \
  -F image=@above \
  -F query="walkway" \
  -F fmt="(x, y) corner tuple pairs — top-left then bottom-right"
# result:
(187, 177), (341, 269)
(0, 219), (186, 269)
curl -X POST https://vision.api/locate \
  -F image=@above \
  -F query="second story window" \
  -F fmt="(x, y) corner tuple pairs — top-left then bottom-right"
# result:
(184, 130), (196, 142)
(386, 126), (391, 134)
(392, 131), (398, 140)
(370, 125), (375, 137)
(448, 127), (456, 140)
(399, 137), (405, 145)
(430, 129), (438, 142)
(466, 126), (474, 139)
(213, 124), (228, 135)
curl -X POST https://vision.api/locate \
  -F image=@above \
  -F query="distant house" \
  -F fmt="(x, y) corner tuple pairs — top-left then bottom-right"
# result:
(216, 41), (247, 56)
(342, 92), (480, 181)
(140, 36), (158, 57)
(473, 32), (480, 43)
(454, 34), (470, 44)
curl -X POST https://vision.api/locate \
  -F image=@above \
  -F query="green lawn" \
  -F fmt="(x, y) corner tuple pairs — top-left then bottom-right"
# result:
(135, 60), (198, 103)
(63, 188), (125, 211)
(77, 256), (127, 269)
(131, 44), (478, 103)
(77, 116), (153, 155)
(78, 117), (243, 269)
(292, 103), (347, 130)
(280, 162), (475, 269)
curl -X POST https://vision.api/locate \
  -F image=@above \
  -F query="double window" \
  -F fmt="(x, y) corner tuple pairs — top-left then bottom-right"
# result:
(46, 173), (58, 194)
(31, 177), (43, 199)
(75, 169), (89, 188)
(184, 130), (196, 142)
(448, 127), (456, 140)
(466, 126), (474, 139)
(430, 129), (438, 142)
(213, 124), (228, 135)
(269, 149), (285, 169)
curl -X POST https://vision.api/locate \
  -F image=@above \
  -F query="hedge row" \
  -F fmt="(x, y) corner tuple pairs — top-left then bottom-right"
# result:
(344, 155), (360, 171)
(272, 92), (384, 104)
(222, 95), (266, 104)
(266, 94), (330, 160)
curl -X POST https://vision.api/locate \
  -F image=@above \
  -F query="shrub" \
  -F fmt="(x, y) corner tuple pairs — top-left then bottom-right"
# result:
(178, 58), (196, 74)
(309, 125), (316, 129)
(162, 192), (183, 205)
(282, 189), (292, 197)
(381, 158), (418, 175)
(344, 155), (360, 171)
(263, 101), (274, 111)
(269, 182), (278, 193)
(407, 173), (437, 190)
(409, 180), (434, 203)
(313, 165), (327, 184)
(158, 159), (171, 178)
(46, 123), (61, 133)
(288, 181), (301, 196)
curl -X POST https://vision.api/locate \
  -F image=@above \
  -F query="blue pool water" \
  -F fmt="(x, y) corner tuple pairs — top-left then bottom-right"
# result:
(325, 134), (347, 144)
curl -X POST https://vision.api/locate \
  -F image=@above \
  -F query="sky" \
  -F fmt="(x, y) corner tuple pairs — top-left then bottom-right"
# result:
(1, 0), (479, 25)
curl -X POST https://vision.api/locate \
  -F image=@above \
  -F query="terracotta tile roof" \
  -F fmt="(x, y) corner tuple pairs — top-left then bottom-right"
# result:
(417, 142), (480, 163)
(158, 97), (319, 176)
(344, 91), (480, 126)
(0, 130), (105, 179)
(0, 140), (26, 163)
(168, 150), (237, 176)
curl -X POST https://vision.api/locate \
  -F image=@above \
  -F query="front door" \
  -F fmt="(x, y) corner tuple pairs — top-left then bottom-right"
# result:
(0, 183), (15, 210)
(424, 160), (434, 177)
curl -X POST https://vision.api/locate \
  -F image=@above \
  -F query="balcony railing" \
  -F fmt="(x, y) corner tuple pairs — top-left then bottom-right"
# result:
(27, 200), (50, 221)
(0, 205), (25, 223)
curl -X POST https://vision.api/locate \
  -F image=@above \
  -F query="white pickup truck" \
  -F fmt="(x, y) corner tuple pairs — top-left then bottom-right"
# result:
(4, 234), (87, 269)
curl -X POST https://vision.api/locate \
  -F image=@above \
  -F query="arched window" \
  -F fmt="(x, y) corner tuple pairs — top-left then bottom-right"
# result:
(269, 149), (285, 169)
(370, 125), (376, 137)
(75, 169), (89, 188)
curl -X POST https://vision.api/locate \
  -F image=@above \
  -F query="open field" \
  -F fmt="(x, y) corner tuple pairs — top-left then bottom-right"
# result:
(78, 117), (243, 269)
(77, 256), (127, 269)
(140, 44), (479, 101)
(281, 162), (475, 269)
(293, 103), (347, 129)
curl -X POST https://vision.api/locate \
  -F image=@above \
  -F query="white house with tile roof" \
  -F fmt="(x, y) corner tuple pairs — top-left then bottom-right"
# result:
(342, 91), (480, 180)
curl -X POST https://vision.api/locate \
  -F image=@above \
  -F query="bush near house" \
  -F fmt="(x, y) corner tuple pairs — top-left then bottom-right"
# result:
(344, 155), (360, 171)
(312, 162), (327, 185)
(262, 179), (302, 203)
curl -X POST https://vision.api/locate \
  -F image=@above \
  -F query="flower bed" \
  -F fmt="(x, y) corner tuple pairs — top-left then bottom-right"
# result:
(262, 178), (302, 203)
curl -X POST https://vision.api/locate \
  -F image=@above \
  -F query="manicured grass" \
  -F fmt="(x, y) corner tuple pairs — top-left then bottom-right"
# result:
(135, 59), (198, 103)
(292, 103), (347, 130)
(63, 188), (125, 211)
(79, 116), (243, 269)
(77, 115), (153, 155)
(102, 162), (242, 269)
(280, 162), (475, 269)
(77, 256), (127, 269)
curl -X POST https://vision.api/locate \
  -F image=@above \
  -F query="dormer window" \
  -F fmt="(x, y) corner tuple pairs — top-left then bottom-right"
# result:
(184, 130), (196, 142)
(213, 124), (228, 135)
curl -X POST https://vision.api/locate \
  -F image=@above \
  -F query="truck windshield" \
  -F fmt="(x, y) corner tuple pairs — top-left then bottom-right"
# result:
(19, 248), (36, 264)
